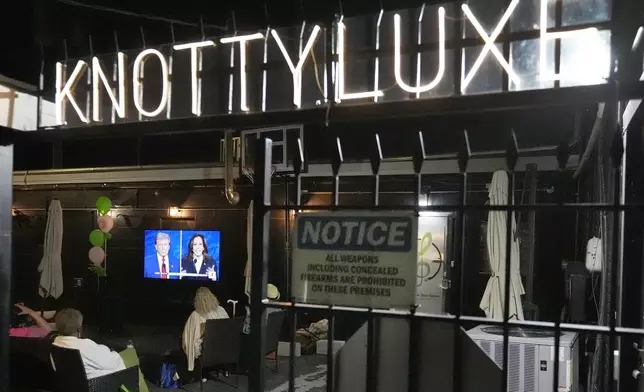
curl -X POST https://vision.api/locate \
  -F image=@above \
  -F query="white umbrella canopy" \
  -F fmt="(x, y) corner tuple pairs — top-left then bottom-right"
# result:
(38, 199), (64, 299)
(479, 171), (525, 320)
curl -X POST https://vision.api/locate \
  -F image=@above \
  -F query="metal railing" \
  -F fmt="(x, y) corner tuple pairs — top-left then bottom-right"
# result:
(247, 113), (636, 392)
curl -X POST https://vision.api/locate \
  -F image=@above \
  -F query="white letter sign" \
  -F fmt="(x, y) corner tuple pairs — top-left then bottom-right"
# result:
(56, 61), (89, 125)
(394, 7), (446, 94)
(92, 53), (127, 122)
(132, 49), (170, 118)
(220, 33), (264, 112)
(539, 0), (600, 82)
(462, 0), (521, 92)
(173, 41), (216, 116)
(271, 25), (321, 108)
(337, 21), (384, 101)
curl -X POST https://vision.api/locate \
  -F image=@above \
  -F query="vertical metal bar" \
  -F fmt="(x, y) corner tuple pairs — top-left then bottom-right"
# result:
(609, 127), (625, 392)
(284, 175), (291, 299)
(366, 133), (382, 392)
(37, 43), (44, 130)
(325, 19), (336, 110)
(525, 163), (537, 304)
(452, 130), (470, 392)
(0, 131), (14, 392)
(554, 0), (562, 89)
(453, 4), (463, 96)
(327, 133), (342, 392)
(289, 137), (304, 392)
(502, 133), (518, 392)
(249, 137), (273, 392)
(407, 173), (423, 392)
(502, 0), (511, 92)
(553, 139), (570, 392)
(408, 131), (425, 392)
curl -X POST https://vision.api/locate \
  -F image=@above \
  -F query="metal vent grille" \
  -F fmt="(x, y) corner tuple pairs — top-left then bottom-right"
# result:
(493, 342), (504, 368)
(508, 344), (521, 391)
(524, 345), (536, 392)
(480, 340), (492, 357)
(477, 340), (538, 392)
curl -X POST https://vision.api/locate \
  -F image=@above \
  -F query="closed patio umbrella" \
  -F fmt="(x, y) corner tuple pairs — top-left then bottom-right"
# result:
(38, 199), (63, 299)
(479, 171), (525, 320)
(244, 200), (253, 301)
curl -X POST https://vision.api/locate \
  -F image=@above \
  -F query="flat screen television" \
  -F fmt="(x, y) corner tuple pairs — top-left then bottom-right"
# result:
(143, 230), (221, 281)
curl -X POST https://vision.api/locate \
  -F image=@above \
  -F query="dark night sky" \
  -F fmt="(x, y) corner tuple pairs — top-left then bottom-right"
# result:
(0, 0), (431, 87)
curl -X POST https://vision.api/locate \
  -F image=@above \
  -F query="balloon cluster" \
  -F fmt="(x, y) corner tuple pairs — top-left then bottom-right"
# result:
(88, 196), (114, 273)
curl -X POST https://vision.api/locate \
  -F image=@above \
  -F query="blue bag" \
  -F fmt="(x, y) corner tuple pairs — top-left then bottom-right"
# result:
(160, 362), (180, 388)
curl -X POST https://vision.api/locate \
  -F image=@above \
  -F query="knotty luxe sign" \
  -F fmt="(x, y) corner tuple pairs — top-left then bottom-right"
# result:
(53, 0), (611, 127)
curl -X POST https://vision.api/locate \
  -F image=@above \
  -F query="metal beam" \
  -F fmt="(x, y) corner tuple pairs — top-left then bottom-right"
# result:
(33, 81), (644, 140)
(623, 70), (644, 132)
(13, 154), (579, 187)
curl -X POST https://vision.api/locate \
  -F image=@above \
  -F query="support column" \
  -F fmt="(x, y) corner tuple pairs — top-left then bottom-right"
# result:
(0, 126), (15, 392)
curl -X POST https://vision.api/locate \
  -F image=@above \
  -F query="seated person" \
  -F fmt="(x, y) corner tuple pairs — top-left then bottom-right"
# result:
(182, 287), (229, 372)
(51, 308), (149, 392)
(9, 304), (52, 338)
(242, 283), (281, 335)
(52, 308), (126, 379)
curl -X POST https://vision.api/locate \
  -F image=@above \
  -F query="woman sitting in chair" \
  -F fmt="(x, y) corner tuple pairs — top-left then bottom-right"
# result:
(9, 304), (53, 338)
(182, 287), (229, 373)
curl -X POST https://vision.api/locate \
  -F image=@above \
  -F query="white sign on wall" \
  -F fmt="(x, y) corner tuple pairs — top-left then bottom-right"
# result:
(292, 211), (418, 309)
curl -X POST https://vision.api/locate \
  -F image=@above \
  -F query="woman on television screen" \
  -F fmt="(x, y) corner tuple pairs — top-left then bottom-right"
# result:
(181, 233), (217, 281)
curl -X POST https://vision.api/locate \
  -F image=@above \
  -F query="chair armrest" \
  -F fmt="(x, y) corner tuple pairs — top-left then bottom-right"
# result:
(87, 366), (140, 392)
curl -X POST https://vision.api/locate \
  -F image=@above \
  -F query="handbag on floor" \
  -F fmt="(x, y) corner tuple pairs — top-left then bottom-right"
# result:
(160, 362), (180, 388)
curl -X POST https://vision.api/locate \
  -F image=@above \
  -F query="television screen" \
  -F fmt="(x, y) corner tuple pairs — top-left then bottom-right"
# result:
(144, 230), (221, 281)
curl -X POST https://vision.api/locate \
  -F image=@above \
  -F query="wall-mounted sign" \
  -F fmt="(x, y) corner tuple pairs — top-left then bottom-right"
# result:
(292, 211), (417, 309)
(51, 0), (612, 128)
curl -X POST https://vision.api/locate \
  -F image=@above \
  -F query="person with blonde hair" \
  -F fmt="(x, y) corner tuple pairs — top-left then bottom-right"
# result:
(182, 287), (229, 372)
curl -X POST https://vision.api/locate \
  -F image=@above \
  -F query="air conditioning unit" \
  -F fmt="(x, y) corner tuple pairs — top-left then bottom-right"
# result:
(467, 325), (579, 392)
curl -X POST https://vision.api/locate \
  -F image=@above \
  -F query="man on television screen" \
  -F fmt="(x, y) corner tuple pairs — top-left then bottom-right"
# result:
(144, 232), (179, 279)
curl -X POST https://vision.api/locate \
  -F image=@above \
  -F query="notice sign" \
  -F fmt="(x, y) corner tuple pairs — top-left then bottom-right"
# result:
(292, 212), (418, 309)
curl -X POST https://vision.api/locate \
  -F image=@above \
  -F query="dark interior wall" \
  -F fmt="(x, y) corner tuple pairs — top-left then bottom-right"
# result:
(12, 185), (268, 326)
(11, 172), (578, 329)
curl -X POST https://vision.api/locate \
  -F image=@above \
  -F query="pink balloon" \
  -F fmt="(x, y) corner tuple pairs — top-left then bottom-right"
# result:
(97, 215), (114, 233)
(88, 247), (105, 266)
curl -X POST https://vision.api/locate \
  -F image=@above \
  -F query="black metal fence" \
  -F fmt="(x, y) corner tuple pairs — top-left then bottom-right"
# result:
(247, 99), (641, 392)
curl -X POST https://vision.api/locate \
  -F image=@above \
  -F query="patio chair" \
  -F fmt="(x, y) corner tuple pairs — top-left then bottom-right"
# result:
(50, 345), (139, 392)
(199, 317), (245, 390)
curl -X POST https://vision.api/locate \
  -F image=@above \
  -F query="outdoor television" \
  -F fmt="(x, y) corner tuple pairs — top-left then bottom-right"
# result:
(143, 230), (221, 281)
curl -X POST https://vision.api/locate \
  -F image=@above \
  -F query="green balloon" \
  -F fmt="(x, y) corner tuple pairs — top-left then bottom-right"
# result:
(96, 196), (112, 215)
(89, 230), (106, 247)
(104, 232), (113, 240)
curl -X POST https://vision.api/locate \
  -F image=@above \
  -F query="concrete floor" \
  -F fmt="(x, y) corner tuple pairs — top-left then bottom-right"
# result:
(146, 356), (327, 392)
(92, 325), (328, 392)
